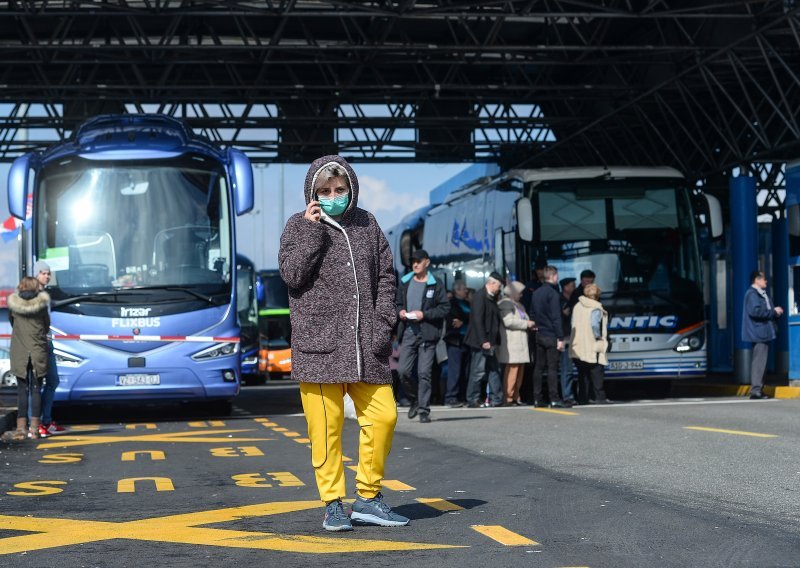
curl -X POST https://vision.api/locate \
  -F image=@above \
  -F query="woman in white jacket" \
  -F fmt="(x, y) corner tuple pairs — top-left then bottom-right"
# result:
(569, 283), (610, 404)
(497, 281), (535, 405)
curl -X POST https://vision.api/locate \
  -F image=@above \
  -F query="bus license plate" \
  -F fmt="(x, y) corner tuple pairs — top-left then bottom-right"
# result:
(608, 361), (644, 371)
(117, 374), (160, 386)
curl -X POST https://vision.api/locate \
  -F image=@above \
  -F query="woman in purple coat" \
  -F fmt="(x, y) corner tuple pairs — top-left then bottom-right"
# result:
(278, 155), (409, 532)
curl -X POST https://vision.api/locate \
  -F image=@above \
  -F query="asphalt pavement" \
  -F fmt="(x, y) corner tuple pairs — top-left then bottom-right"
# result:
(0, 383), (798, 567)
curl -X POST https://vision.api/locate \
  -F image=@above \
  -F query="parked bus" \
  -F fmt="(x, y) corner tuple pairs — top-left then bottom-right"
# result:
(6, 114), (254, 411)
(236, 255), (260, 380)
(256, 269), (292, 379)
(396, 166), (722, 382)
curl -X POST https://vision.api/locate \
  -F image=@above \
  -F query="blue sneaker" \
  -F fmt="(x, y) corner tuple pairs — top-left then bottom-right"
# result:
(322, 499), (353, 532)
(350, 492), (410, 527)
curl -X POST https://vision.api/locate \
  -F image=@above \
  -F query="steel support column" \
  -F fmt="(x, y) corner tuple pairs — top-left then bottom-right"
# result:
(731, 175), (758, 384)
(772, 216), (790, 374)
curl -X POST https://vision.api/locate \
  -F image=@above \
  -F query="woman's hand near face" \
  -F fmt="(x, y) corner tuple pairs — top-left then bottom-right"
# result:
(305, 200), (322, 222)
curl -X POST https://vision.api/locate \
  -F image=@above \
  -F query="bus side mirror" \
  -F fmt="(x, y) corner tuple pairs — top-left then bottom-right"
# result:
(516, 197), (534, 242)
(704, 194), (723, 239)
(256, 275), (265, 305)
(228, 148), (254, 215)
(8, 153), (36, 220)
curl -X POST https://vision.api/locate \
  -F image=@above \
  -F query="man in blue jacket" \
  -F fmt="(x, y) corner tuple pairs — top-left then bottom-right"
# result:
(742, 270), (784, 399)
(531, 265), (568, 407)
(396, 249), (450, 422)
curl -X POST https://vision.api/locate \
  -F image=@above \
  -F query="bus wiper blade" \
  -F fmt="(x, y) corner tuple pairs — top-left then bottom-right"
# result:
(53, 291), (136, 308)
(130, 285), (223, 305)
(163, 286), (221, 305)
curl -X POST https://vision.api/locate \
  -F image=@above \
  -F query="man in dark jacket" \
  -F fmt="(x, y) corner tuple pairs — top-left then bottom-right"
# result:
(464, 272), (504, 408)
(531, 266), (568, 407)
(442, 279), (471, 407)
(568, 269), (595, 311)
(396, 249), (450, 423)
(742, 270), (783, 399)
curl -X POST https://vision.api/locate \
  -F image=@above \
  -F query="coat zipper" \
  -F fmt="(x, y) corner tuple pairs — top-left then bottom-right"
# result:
(322, 215), (363, 378)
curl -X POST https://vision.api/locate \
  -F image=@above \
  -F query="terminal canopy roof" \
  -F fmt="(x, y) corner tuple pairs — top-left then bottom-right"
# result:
(0, 0), (798, 182)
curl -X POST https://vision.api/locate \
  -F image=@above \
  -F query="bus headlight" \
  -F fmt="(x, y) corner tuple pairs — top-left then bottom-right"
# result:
(192, 342), (240, 361)
(54, 349), (85, 367)
(674, 331), (705, 352)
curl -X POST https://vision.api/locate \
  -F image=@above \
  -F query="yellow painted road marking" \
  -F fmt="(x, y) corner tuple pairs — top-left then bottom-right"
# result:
(267, 472), (304, 487)
(0, 501), (463, 554)
(283, 431), (301, 437)
(684, 426), (778, 438)
(7, 481), (67, 496)
(341, 455), (353, 462)
(382, 480), (416, 491)
(121, 450), (165, 462)
(188, 420), (227, 428)
(210, 446), (265, 457)
(415, 498), (464, 511)
(471, 525), (539, 546)
(272, 427), (289, 432)
(37, 430), (273, 450)
(533, 407), (579, 416)
(69, 425), (100, 432)
(345, 468), (414, 491)
(295, 438), (311, 443)
(39, 453), (83, 464)
(126, 423), (157, 430)
(117, 477), (175, 493)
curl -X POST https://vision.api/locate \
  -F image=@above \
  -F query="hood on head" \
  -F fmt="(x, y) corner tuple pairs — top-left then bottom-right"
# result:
(8, 291), (50, 315)
(304, 155), (359, 217)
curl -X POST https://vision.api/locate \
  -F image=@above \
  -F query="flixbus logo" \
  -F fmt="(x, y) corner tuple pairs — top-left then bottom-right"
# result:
(112, 306), (160, 328)
(609, 315), (677, 331)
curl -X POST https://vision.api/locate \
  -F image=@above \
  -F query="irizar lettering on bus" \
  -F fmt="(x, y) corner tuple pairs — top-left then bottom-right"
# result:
(112, 307), (161, 328)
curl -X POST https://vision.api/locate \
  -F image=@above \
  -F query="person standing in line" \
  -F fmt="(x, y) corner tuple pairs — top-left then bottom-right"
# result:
(570, 283), (610, 405)
(464, 272), (504, 408)
(395, 249), (449, 423)
(1, 277), (50, 441)
(442, 279), (471, 408)
(559, 277), (577, 405)
(530, 266), (568, 408)
(742, 270), (783, 400)
(568, 269), (596, 310)
(32, 260), (66, 438)
(278, 155), (409, 532)
(497, 281), (535, 405)
(522, 264), (545, 315)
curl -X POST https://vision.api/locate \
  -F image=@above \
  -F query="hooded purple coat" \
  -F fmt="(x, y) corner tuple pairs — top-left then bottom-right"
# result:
(278, 155), (397, 384)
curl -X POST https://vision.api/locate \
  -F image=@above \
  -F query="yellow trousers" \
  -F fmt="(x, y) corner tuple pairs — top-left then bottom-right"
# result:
(299, 382), (397, 503)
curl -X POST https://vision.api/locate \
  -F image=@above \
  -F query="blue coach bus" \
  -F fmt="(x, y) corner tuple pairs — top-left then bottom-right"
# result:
(393, 166), (723, 382)
(6, 114), (253, 411)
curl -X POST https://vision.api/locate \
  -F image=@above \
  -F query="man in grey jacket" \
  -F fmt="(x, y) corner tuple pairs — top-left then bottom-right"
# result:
(395, 249), (449, 423)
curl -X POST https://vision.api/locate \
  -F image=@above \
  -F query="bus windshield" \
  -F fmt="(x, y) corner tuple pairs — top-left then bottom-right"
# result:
(533, 184), (701, 305)
(36, 155), (232, 305)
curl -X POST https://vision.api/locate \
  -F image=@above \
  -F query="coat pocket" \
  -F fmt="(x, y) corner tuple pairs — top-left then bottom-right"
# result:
(371, 315), (393, 358)
(293, 317), (337, 354)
